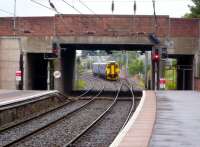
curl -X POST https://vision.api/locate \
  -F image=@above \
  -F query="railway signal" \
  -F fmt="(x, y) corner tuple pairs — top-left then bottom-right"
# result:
(52, 42), (59, 57)
(161, 47), (168, 59)
(44, 42), (59, 59)
(152, 48), (160, 62)
(152, 48), (160, 90)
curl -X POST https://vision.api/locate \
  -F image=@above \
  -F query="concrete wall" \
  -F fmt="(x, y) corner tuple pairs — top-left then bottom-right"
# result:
(23, 36), (52, 53)
(0, 37), (20, 89)
(167, 37), (199, 54)
(194, 21), (200, 78)
(58, 36), (152, 45)
(0, 36), (53, 90)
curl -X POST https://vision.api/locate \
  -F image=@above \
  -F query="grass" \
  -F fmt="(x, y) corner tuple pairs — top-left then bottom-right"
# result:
(164, 68), (176, 90)
(74, 80), (86, 90)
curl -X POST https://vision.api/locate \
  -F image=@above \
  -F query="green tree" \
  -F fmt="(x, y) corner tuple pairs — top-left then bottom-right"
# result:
(112, 51), (137, 68)
(128, 58), (144, 75)
(184, 0), (200, 18)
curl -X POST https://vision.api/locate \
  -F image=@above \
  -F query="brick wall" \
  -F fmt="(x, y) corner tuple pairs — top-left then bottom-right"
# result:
(0, 15), (199, 38)
(170, 18), (199, 37)
(0, 17), (54, 36)
(54, 15), (169, 37)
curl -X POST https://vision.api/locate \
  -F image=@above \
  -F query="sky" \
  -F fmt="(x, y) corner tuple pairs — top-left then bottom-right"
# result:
(0, 0), (194, 18)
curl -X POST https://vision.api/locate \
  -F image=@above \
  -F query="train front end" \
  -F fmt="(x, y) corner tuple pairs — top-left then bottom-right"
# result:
(106, 62), (120, 80)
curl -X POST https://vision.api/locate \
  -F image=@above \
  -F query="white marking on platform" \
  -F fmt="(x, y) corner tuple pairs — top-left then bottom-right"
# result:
(0, 90), (58, 106)
(110, 91), (146, 147)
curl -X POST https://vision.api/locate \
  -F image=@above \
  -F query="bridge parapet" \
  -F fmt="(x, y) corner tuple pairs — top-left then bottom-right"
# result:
(0, 15), (198, 38)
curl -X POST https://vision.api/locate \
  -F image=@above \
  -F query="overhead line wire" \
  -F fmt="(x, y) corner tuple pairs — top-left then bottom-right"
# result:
(30, 0), (55, 12)
(152, 0), (158, 32)
(0, 8), (14, 15)
(61, 0), (82, 14)
(49, 0), (60, 14)
(48, 0), (74, 35)
(79, 0), (96, 15)
(30, 0), (70, 34)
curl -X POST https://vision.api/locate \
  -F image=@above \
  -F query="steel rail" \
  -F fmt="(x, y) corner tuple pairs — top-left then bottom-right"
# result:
(75, 74), (96, 98)
(0, 74), (95, 132)
(0, 92), (71, 132)
(120, 81), (135, 130)
(3, 80), (105, 147)
(64, 81), (123, 147)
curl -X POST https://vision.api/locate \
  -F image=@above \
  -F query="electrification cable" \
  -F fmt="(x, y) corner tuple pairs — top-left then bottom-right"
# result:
(131, 0), (136, 34)
(49, 0), (59, 13)
(133, 0), (136, 15)
(48, 0), (74, 34)
(79, 0), (96, 15)
(30, 0), (56, 12)
(0, 8), (14, 15)
(152, 0), (158, 32)
(61, 0), (82, 14)
(30, 0), (70, 33)
(111, 0), (114, 13)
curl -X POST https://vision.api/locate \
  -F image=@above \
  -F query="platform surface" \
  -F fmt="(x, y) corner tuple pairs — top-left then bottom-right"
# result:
(0, 90), (56, 106)
(150, 91), (200, 147)
(110, 91), (156, 147)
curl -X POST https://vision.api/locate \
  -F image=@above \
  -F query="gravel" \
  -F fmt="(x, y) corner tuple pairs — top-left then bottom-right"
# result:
(82, 75), (122, 91)
(10, 100), (112, 147)
(0, 100), (88, 146)
(72, 100), (132, 147)
(81, 72), (143, 91)
(79, 73), (94, 90)
(0, 73), (137, 147)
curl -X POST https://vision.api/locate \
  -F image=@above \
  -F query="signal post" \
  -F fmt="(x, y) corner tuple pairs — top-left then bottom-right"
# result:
(152, 48), (160, 90)
(151, 47), (168, 90)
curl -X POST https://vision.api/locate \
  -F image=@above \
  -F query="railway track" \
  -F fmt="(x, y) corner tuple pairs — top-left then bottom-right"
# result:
(0, 74), (96, 133)
(81, 72), (122, 91)
(73, 73), (97, 98)
(0, 77), (105, 147)
(0, 75), (137, 147)
(64, 80), (135, 147)
(0, 91), (69, 132)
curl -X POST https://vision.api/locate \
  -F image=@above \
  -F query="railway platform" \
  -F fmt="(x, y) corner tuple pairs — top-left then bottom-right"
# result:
(111, 91), (200, 147)
(0, 90), (57, 106)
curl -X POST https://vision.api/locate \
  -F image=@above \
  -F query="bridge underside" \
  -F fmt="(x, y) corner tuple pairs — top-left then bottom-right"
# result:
(24, 44), (194, 93)
(57, 43), (153, 94)
(168, 55), (194, 90)
(60, 43), (153, 51)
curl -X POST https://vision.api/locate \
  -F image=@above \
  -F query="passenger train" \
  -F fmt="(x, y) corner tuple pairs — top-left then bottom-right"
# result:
(92, 61), (120, 80)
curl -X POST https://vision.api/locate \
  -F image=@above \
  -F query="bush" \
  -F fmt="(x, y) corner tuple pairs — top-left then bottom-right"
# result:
(166, 80), (176, 90)
(74, 80), (86, 90)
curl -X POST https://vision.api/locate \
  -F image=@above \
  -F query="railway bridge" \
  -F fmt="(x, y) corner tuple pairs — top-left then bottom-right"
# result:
(0, 15), (199, 94)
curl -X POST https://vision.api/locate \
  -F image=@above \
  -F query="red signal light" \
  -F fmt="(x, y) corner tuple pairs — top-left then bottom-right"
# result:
(152, 49), (160, 62)
(154, 54), (159, 59)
